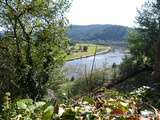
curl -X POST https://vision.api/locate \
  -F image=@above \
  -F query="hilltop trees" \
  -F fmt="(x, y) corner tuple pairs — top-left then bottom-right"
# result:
(0, 0), (70, 100)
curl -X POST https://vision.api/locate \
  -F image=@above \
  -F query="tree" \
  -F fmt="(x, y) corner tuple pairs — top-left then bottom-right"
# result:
(136, 0), (160, 81)
(83, 45), (88, 52)
(0, 0), (70, 100)
(119, 31), (154, 80)
(128, 31), (154, 66)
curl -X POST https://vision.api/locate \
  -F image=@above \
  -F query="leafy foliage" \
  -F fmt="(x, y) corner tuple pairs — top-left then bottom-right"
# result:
(119, 31), (154, 78)
(135, 0), (160, 81)
(0, 0), (70, 100)
(0, 88), (158, 120)
(128, 31), (154, 66)
(1, 92), (55, 120)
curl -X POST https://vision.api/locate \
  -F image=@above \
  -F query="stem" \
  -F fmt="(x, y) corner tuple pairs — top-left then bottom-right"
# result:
(89, 45), (97, 92)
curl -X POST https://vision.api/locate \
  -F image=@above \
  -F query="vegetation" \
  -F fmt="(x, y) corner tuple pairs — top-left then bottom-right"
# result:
(0, 0), (70, 100)
(115, 0), (160, 109)
(1, 0), (160, 119)
(66, 43), (111, 60)
(120, 0), (160, 82)
(59, 68), (112, 97)
(136, 0), (160, 81)
(1, 88), (158, 120)
(68, 25), (130, 44)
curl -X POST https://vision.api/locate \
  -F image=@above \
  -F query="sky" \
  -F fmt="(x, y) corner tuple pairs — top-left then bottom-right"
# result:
(67, 0), (145, 27)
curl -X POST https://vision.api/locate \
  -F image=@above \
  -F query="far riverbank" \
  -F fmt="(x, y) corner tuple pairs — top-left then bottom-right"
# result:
(66, 43), (111, 61)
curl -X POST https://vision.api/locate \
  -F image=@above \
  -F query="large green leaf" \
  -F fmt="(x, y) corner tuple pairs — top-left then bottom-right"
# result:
(16, 99), (33, 110)
(61, 109), (76, 120)
(16, 101), (27, 109)
(43, 106), (54, 120)
(35, 101), (46, 108)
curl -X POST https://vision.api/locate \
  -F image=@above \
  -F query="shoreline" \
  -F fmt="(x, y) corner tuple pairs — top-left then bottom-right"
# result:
(65, 47), (112, 61)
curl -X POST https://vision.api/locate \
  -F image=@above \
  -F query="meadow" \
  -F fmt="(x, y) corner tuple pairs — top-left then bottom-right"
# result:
(66, 43), (111, 60)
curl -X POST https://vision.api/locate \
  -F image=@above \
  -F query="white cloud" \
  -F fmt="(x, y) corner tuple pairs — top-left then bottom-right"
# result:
(67, 0), (145, 27)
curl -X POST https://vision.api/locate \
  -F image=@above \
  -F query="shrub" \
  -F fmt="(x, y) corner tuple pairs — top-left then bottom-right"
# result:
(83, 46), (88, 52)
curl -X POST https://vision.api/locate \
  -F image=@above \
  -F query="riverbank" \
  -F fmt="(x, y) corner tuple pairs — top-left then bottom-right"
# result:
(65, 43), (111, 61)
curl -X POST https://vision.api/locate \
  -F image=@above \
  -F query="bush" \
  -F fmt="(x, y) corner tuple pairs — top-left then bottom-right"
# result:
(0, 93), (55, 120)
(83, 46), (88, 52)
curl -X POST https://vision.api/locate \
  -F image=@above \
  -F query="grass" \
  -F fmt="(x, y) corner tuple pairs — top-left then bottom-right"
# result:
(58, 67), (118, 97)
(66, 43), (111, 61)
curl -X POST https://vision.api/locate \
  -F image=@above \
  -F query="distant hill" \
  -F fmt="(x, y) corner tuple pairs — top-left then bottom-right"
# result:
(68, 24), (130, 44)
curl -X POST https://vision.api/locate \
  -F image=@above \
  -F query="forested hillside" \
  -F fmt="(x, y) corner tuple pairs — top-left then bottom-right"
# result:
(68, 24), (130, 43)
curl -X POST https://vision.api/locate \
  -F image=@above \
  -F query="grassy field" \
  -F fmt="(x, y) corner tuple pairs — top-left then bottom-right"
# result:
(66, 43), (111, 61)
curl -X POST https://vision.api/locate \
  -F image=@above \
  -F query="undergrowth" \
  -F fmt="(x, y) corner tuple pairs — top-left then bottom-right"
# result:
(0, 87), (159, 120)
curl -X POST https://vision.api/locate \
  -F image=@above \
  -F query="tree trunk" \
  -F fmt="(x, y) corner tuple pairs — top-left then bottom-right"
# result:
(14, 19), (21, 74)
(17, 18), (37, 99)
(154, 41), (160, 81)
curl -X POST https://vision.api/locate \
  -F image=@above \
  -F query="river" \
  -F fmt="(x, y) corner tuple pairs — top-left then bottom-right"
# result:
(63, 47), (129, 79)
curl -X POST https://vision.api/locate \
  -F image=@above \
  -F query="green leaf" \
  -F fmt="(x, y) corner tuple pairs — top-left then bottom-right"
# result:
(43, 106), (54, 120)
(61, 109), (76, 120)
(35, 101), (46, 108)
(18, 99), (33, 106)
(16, 101), (27, 109)
(16, 99), (33, 110)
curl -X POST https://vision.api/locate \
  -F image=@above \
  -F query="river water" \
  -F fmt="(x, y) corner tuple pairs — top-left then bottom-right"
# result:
(63, 47), (129, 79)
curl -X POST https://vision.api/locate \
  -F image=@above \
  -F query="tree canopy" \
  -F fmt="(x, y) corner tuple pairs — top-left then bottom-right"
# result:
(124, 0), (160, 81)
(0, 0), (70, 100)
(136, 0), (160, 81)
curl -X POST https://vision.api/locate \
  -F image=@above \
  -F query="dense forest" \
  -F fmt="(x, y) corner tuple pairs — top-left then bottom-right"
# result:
(1, 0), (160, 119)
(68, 25), (129, 44)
